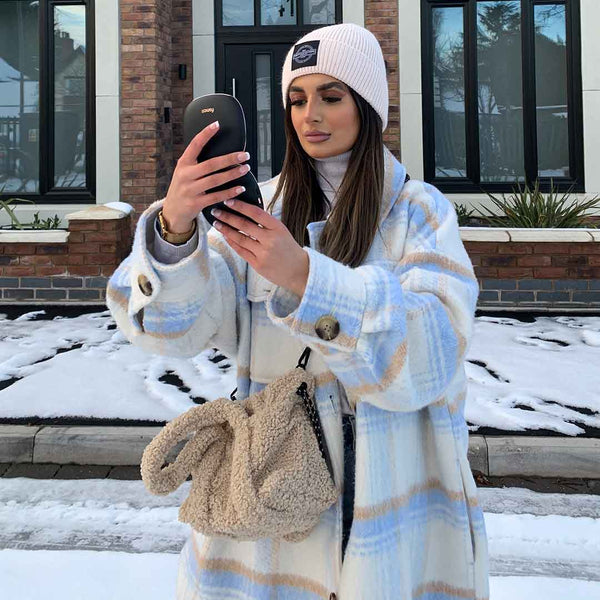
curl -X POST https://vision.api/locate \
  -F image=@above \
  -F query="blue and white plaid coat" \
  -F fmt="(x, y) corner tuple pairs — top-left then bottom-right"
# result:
(107, 146), (489, 600)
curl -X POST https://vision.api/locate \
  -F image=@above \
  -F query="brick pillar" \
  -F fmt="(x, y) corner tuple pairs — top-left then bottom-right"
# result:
(365, 0), (400, 160)
(120, 0), (174, 226)
(172, 0), (194, 161)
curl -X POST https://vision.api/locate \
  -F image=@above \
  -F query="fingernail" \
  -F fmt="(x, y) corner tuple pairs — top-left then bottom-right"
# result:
(224, 199), (234, 207)
(211, 208), (222, 217)
(211, 121), (219, 129)
(235, 186), (245, 195)
(237, 152), (250, 162)
(239, 164), (250, 174)
(214, 220), (222, 229)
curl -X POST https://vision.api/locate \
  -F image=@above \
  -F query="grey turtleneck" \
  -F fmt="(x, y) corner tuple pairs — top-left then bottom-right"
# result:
(313, 148), (352, 210)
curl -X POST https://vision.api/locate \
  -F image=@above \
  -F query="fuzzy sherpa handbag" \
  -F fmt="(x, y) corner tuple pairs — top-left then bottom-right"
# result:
(140, 347), (339, 542)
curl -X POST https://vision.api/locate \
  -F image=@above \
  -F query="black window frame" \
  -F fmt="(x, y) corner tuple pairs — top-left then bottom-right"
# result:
(0, 0), (96, 206)
(215, 0), (343, 33)
(421, 0), (584, 194)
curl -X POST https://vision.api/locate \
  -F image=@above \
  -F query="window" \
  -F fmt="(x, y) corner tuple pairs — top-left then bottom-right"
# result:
(422, 0), (583, 193)
(219, 0), (339, 28)
(0, 0), (95, 204)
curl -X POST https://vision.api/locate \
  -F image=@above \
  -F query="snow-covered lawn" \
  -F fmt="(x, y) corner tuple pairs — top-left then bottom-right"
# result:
(1, 309), (599, 435)
(0, 477), (598, 599)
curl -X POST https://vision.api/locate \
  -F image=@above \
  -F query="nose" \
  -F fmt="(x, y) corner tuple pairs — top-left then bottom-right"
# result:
(303, 96), (322, 123)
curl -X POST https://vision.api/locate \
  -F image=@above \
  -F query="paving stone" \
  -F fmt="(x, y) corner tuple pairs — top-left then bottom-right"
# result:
(33, 426), (163, 465)
(107, 465), (143, 480)
(487, 436), (600, 479)
(54, 464), (112, 479)
(467, 435), (488, 474)
(4, 463), (61, 479)
(482, 475), (595, 495)
(0, 425), (41, 462)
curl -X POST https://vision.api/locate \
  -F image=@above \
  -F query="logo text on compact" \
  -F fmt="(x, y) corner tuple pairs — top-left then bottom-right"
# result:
(201, 108), (215, 113)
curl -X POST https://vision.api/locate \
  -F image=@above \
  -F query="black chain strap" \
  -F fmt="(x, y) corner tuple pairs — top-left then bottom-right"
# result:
(295, 347), (335, 483)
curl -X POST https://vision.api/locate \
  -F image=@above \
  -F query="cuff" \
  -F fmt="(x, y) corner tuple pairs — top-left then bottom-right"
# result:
(152, 217), (200, 264)
(265, 246), (366, 352)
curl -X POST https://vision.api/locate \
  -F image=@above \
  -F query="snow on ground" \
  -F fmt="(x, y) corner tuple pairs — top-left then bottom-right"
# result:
(0, 477), (599, 598)
(0, 309), (599, 434)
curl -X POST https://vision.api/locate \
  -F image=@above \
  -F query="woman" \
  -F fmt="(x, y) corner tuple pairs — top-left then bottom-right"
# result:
(107, 23), (489, 600)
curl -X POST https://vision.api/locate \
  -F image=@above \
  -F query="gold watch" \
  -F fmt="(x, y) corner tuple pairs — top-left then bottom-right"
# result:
(157, 210), (197, 244)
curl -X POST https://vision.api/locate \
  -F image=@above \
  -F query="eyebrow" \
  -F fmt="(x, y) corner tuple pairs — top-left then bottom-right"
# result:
(288, 82), (346, 93)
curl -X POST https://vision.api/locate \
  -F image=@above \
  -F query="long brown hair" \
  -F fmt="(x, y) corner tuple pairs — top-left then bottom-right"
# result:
(266, 87), (384, 268)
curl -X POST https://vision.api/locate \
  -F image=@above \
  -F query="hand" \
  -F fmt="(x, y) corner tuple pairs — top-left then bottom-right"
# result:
(210, 199), (309, 297)
(162, 121), (251, 233)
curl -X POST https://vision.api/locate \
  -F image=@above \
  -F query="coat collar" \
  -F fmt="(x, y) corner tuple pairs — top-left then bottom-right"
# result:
(261, 146), (406, 249)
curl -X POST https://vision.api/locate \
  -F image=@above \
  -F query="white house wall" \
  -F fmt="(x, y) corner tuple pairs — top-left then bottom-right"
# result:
(95, 0), (121, 207)
(581, 0), (600, 197)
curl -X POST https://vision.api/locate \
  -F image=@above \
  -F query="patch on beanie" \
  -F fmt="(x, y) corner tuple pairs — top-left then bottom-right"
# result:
(291, 41), (320, 70)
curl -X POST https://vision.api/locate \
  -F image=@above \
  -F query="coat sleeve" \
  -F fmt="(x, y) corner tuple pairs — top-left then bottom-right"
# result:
(106, 198), (248, 359)
(265, 182), (479, 413)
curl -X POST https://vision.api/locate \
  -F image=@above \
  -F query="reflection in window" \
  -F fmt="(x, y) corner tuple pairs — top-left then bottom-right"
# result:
(432, 6), (466, 178)
(223, 0), (254, 26)
(304, 0), (335, 25)
(535, 4), (569, 178)
(477, 1), (525, 182)
(255, 54), (272, 182)
(54, 5), (86, 188)
(261, 0), (297, 25)
(0, 1), (40, 194)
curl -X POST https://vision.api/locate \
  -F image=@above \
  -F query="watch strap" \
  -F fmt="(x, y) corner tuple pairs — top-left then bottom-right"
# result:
(157, 210), (197, 244)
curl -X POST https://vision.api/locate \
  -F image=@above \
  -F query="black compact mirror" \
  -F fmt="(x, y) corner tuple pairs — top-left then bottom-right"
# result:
(183, 93), (263, 226)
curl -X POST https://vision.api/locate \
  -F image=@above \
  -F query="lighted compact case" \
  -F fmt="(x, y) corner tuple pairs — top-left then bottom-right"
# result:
(183, 93), (263, 226)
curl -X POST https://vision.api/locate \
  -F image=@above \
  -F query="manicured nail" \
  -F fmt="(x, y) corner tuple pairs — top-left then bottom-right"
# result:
(211, 121), (219, 129)
(237, 152), (250, 162)
(239, 164), (250, 174)
(211, 208), (222, 217)
(224, 199), (235, 207)
(214, 220), (222, 229)
(235, 186), (245, 195)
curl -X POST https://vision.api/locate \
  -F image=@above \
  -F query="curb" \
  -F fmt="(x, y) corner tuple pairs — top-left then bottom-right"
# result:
(1, 425), (599, 479)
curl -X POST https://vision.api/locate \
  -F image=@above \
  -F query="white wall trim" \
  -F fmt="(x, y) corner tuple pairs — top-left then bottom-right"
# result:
(192, 0), (216, 98)
(580, 0), (600, 195)
(95, 0), (120, 206)
(343, 0), (364, 27)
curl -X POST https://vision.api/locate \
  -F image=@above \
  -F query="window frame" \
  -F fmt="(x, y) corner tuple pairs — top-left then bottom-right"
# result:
(215, 0), (343, 32)
(0, 0), (96, 205)
(421, 0), (584, 194)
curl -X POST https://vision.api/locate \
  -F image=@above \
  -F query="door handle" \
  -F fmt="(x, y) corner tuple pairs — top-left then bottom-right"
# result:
(232, 78), (237, 98)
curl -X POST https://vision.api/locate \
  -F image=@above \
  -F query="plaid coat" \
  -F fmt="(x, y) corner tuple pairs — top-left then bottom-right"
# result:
(106, 146), (490, 600)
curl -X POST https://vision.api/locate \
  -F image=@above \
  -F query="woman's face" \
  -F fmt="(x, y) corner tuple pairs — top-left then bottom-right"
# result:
(288, 73), (360, 159)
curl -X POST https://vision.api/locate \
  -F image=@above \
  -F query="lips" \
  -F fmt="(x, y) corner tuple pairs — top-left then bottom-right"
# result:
(304, 132), (331, 142)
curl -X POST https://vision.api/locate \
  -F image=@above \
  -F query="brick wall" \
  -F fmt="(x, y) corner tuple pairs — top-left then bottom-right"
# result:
(365, 0), (400, 159)
(0, 215), (132, 304)
(120, 0), (193, 226)
(465, 241), (600, 308)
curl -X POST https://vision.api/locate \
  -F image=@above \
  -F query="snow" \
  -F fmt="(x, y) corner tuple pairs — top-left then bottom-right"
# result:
(0, 477), (599, 598)
(1, 309), (599, 434)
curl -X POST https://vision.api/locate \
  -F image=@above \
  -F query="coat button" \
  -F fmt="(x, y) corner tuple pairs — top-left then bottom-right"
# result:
(315, 315), (340, 341)
(137, 274), (153, 297)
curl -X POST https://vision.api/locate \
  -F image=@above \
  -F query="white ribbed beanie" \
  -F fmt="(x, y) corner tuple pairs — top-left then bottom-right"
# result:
(281, 23), (389, 131)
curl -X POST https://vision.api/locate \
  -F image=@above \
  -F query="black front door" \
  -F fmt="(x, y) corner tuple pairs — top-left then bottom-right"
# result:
(220, 43), (291, 183)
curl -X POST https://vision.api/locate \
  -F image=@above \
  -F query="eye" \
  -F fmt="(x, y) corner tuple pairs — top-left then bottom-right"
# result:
(324, 97), (342, 103)
(290, 99), (305, 106)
